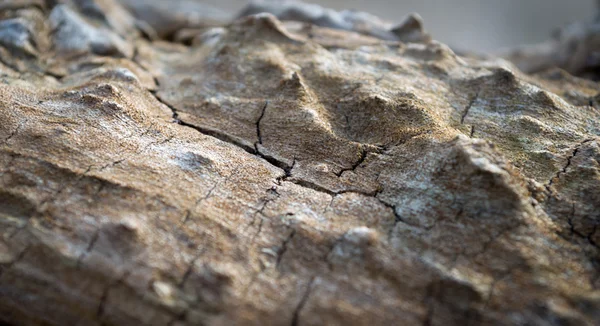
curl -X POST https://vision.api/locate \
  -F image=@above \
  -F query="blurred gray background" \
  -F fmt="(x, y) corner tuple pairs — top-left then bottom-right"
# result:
(202, 0), (596, 52)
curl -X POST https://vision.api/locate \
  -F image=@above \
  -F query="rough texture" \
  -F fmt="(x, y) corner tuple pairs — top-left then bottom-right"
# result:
(1, 1), (600, 325)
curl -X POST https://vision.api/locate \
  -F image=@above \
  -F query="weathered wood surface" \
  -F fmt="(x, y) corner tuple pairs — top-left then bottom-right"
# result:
(1, 1), (599, 325)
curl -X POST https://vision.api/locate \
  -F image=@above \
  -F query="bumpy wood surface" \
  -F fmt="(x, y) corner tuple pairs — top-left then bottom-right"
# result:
(1, 1), (600, 325)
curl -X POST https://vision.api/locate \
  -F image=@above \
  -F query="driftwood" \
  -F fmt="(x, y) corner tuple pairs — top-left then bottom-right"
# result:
(1, 1), (600, 325)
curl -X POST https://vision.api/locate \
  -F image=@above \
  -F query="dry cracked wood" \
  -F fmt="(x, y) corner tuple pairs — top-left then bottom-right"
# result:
(1, 1), (600, 325)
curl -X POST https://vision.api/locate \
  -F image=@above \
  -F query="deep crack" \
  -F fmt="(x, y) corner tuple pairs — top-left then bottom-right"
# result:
(255, 100), (268, 149)
(179, 251), (204, 287)
(460, 92), (478, 124)
(150, 91), (298, 180)
(291, 276), (316, 326)
(545, 139), (592, 194)
(276, 229), (296, 268)
(335, 146), (368, 177)
(97, 271), (130, 320)
(148, 88), (403, 231)
(147, 91), (397, 209)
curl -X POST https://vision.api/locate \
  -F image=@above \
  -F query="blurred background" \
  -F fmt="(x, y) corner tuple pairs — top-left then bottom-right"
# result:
(201, 0), (597, 52)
